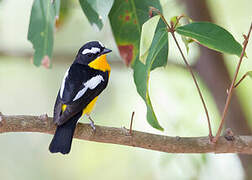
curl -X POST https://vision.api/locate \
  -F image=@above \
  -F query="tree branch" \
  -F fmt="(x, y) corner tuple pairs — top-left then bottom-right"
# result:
(1, 113), (252, 154)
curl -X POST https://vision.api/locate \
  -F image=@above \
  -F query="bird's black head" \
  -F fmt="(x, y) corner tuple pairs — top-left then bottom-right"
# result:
(75, 41), (112, 65)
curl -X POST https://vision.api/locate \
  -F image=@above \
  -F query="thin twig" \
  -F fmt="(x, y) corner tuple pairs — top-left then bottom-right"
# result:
(170, 32), (213, 139)
(129, 111), (135, 135)
(213, 23), (252, 143)
(173, 15), (185, 29)
(149, 7), (171, 30)
(234, 72), (248, 88)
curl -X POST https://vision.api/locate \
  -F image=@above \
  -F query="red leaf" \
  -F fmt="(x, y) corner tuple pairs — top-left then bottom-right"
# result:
(118, 44), (134, 66)
(125, 15), (130, 22)
(42, 55), (50, 68)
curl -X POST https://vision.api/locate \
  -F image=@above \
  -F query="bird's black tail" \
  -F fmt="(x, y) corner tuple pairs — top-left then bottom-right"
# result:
(49, 112), (82, 154)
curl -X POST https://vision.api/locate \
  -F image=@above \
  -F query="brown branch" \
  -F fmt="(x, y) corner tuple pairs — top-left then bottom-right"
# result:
(1, 113), (252, 154)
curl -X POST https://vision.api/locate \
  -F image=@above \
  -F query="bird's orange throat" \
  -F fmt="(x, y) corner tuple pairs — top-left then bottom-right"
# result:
(88, 54), (111, 72)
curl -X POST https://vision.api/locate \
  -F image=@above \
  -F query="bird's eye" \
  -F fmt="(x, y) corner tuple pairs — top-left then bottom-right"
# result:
(87, 53), (92, 57)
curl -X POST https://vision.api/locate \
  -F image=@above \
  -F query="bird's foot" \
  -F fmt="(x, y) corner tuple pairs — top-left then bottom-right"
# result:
(87, 115), (96, 131)
(90, 121), (96, 131)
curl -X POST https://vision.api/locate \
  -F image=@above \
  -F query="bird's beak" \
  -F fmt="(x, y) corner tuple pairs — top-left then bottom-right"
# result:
(101, 48), (112, 55)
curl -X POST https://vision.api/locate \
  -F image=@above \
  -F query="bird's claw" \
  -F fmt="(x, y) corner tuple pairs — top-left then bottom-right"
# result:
(90, 120), (96, 131)
(87, 115), (96, 131)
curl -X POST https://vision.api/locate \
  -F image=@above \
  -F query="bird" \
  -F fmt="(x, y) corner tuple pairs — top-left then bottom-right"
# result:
(49, 41), (112, 154)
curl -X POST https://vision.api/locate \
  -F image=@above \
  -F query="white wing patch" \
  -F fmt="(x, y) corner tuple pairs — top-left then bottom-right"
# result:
(60, 68), (70, 98)
(82, 47), (100, 55)
(98, 41), (104, 48)
(73, 75), (104, 101)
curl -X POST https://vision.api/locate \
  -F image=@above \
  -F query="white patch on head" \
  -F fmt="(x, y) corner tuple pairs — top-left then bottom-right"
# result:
(60, 68), (70, 98)
(82, 47), (100, 55)
(98, 41), (104, 48)
(73, 75), (104, 101)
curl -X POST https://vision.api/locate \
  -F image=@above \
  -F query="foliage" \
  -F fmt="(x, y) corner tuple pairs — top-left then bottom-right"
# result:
(28, 0), (60, 67)
(176, 22), (242, 57)
(27, 0), (243, 130)
(55, 0), (72, 28)
(108, 0), (162, 66)
(246, 71), (252, 78)
(133, 17), (168, 130)
(79, 0), (114, 30)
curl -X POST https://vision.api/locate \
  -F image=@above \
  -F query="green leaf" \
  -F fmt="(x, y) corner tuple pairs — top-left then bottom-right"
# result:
(134, 19), (168, 130)
(79, 0), (114, 30)
(170, 16), (178, 25)
(181, 36), (194, 53)
(56, 0), (71, 28)
(109, 1), (166, 130)
(54, 0), (60, 17)
(247, 71), (252, 78)
(140, 15), (160, 64)
(109, 0), (162, 66)
(176, 22), (243, 57)
(28, 0), (60, 67)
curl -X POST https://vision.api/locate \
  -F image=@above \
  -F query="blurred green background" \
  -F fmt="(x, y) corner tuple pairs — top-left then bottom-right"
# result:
(0, 0), (251, 179)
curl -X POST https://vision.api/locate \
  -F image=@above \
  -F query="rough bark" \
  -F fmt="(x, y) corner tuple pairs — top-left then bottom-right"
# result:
(181, 0), (252, 178)
(1, 113), (252, 154)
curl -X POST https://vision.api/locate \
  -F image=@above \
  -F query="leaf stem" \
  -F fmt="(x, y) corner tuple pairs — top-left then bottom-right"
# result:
(213, 23), (252, 143)
(150, 7), (213, 138)
(149, 7), (171, 30)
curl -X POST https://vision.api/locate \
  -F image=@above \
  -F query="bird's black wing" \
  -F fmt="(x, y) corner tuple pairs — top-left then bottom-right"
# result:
(53, 63), (109, 125)
(53, 64), (91, 125)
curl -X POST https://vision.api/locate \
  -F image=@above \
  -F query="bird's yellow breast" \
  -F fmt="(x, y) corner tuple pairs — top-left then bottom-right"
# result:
(88, 54), (111, 72)
(82, 96), (98, 115)
(61, 96), (98, 117)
